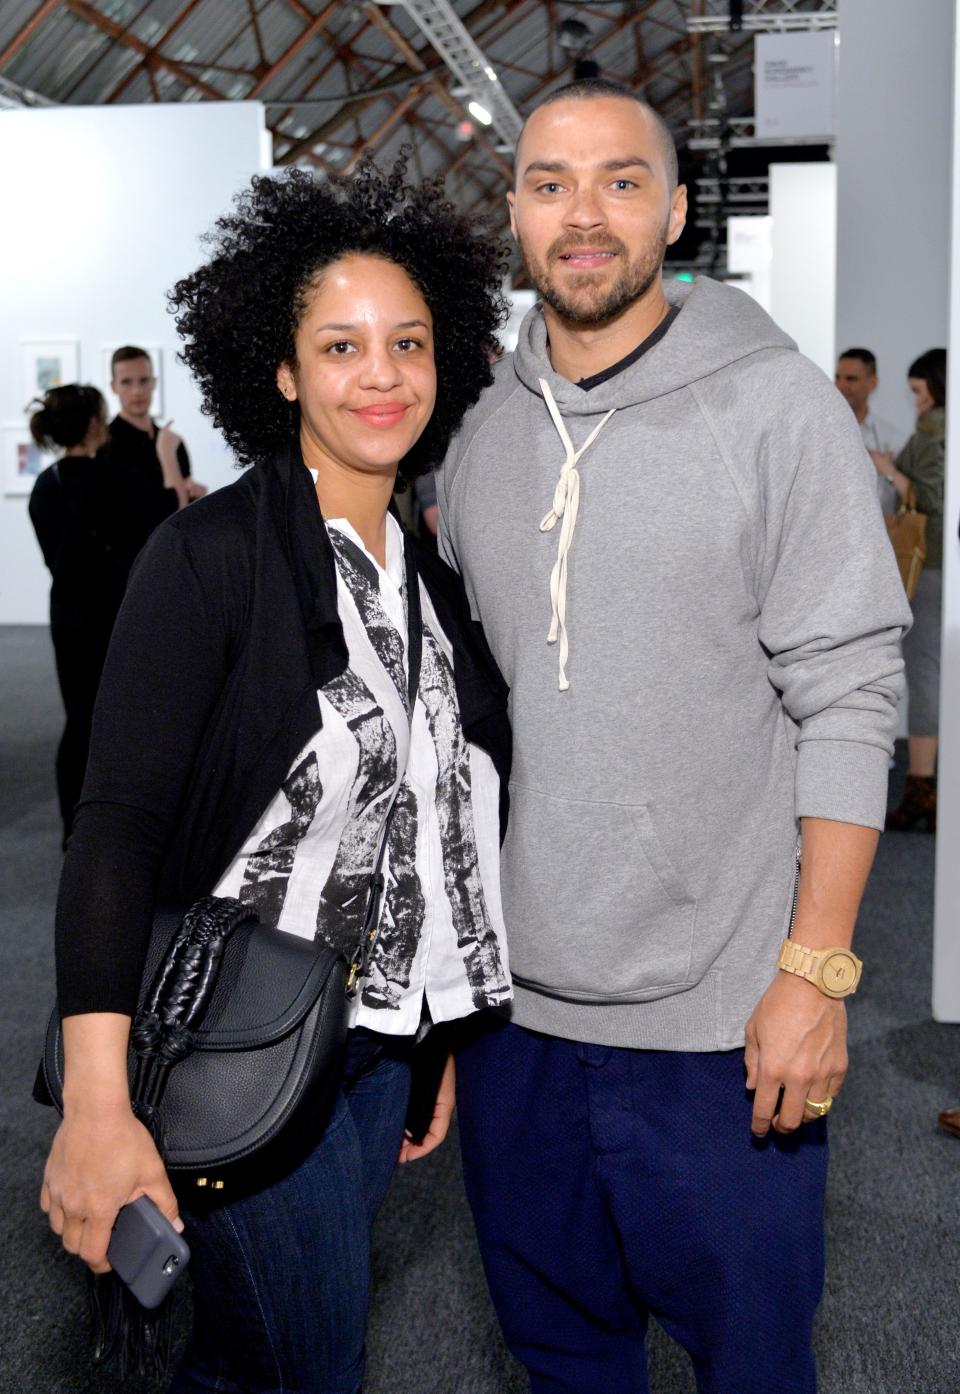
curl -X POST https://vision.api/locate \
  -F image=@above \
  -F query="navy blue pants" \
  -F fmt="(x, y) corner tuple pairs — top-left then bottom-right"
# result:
(169, 1029), (412, 1394)
(456, 1020), (828, 1394)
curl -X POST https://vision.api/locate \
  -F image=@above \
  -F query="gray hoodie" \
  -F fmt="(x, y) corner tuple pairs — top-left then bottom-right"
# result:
(438, 276), (911, 1051)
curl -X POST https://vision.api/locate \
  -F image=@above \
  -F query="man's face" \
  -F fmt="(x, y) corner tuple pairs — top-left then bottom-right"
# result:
(508, 97), (687, 326)
(111, 356), (155, 417)
(834, 357), (876, 415)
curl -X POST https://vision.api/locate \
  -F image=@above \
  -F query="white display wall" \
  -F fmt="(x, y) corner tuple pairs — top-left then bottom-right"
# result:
(835, 0), (952, 439)
(934, 15), (960, 1023)
(0, 102), (272, 624)
(769, 162), (837, 377)
(833, 0), (956, 1018)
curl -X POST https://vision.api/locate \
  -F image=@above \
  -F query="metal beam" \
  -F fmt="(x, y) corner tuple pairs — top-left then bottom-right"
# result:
(64, 0), (224, 99)
(103, 0), (206, 103)
(387, 0), (523, 146)
(0, 0), (61, 71)
(341, 80), (425, 172)
(363, 3), (513, 180)
(247, 0), (268, 71)
(268, 8), (379, 143)
(247, 1), (340, 99)
(59, 0), (154, 103)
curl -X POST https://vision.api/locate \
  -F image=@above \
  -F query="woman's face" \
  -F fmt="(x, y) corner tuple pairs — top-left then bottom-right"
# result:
(277, 253), (436, 480)
(908, 376), (935, 418)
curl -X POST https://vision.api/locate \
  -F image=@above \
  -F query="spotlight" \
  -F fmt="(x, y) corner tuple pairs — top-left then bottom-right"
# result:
(558, 17), (591, 54)
(467, 100), (493, 125)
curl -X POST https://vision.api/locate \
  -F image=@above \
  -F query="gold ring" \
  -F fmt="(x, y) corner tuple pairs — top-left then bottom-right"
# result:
(804, 1096), (833, 1117)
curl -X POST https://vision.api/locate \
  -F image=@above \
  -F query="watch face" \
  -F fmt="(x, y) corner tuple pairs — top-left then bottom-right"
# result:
(820, 951), (859, 995)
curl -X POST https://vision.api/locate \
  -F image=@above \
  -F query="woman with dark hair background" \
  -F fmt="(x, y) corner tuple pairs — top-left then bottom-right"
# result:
(28, 385), (179, 843)
(39, 162), (511, 1394)
(879, 348), (946, 832)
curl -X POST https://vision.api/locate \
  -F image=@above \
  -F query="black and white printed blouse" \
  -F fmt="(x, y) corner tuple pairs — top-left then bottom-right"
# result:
(213, 509), (512, 1036)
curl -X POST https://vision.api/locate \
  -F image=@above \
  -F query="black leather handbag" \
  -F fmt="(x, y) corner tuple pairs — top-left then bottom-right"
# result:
(41, 897), (352, 1190)
(41, 583), (423, 1196)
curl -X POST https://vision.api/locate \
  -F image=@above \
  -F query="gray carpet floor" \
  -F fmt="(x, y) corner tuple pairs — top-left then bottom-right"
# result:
(1, 625), (957, 1394)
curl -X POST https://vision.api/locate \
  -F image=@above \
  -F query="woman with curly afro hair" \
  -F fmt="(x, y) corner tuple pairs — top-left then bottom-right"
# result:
(41, 160), (514, 1392)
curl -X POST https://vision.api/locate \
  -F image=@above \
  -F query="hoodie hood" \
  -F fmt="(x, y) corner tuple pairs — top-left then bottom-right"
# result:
(512, 274), (797, 416)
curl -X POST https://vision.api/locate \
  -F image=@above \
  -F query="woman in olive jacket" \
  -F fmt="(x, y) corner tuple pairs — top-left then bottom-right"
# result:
(882, 348), (946, 831)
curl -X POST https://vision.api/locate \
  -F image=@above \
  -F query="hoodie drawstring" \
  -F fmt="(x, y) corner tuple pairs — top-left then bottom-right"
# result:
(538, 378), (616, 690)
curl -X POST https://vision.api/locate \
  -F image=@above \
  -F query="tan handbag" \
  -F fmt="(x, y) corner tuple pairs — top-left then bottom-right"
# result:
(884, 483), (927, 600)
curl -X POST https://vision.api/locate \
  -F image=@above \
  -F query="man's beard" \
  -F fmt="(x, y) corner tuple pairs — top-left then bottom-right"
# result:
(518, 223), (670, 327)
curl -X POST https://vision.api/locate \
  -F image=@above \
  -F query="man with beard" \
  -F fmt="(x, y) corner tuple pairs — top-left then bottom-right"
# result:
(438, 80), (910, 1393)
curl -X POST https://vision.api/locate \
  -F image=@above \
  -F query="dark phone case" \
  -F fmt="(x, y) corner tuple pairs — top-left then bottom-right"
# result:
(107, 1196), (190, 1309)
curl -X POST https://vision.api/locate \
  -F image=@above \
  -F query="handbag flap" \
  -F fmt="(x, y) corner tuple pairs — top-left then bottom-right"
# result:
(191, 923), (343, 1049)
(43, 919), (346, 1115)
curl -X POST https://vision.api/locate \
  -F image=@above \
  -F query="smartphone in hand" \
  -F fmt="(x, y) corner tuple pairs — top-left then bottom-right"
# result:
(107, 1195), (190, 1309)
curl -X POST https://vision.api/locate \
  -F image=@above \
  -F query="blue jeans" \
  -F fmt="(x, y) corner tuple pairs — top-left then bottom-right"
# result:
(457, 1019), (828, 1394)
(168, 1028), (412, 1394)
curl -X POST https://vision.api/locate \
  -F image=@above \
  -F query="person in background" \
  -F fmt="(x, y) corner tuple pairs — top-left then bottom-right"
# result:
(104, 345), (207, 507)
(835, 347), (907, 513)
(883, 348), (946, 833)
(414, 469), (440, 539)
(27, 385), (179, 842)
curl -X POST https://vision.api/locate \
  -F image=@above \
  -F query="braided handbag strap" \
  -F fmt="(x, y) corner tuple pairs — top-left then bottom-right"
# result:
(132, 897), (256, 1107)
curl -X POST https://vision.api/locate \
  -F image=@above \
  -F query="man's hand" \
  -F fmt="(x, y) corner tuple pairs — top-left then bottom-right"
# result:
(868, 449), (909, 503)
(744, 972), (847, 1137)
(185, 479), (208, 501)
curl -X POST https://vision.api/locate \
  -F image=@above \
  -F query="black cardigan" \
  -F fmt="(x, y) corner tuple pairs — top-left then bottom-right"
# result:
(55, 441), (510, 1018)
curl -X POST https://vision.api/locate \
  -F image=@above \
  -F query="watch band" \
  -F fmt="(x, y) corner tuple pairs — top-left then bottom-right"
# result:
(777, 939), (862, 998)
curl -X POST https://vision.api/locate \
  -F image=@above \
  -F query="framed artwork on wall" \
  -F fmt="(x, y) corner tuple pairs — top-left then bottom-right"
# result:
(21, 341), (81, 409)
(2, 423), (54, 497)
(100, 345), (164, 420)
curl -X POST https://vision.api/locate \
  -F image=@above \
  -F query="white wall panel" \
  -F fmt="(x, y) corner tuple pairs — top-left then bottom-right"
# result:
(835, 0), (952, 438)
(934, 16), (960, 1023)
(769, 162), (837, 376)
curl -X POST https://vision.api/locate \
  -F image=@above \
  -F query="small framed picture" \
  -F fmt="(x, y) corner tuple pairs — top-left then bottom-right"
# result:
(101, 346), (164, 420)
(21, 341), (81, 408)
(2, 423), (54, 497)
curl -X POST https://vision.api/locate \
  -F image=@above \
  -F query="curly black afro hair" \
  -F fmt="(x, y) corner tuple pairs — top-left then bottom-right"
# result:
(169, 158), (509, 479)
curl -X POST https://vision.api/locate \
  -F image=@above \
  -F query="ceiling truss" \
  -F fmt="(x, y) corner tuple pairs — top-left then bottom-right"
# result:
(0, 1), (831, 240)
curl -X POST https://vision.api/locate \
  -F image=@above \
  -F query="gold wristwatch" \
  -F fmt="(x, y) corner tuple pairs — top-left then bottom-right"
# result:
(777, 940), (862, 999)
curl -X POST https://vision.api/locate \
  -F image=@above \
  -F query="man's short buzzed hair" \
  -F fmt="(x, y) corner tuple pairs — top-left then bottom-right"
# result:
(111, 344), (153, 373)
(838, 347), (877, 375)
(518, 78), (679, 190)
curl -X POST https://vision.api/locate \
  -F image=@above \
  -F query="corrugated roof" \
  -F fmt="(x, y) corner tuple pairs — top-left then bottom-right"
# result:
(0, 0), (833, 254)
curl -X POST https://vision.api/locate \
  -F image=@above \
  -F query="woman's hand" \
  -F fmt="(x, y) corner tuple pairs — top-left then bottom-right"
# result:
(41, 1012), (182, 1272)
(397, 1052), (456, 1164)
(41, 1108), (183, 1273)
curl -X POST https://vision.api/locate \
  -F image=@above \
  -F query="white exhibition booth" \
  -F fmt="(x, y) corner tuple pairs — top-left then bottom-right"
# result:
(0, 101), (273, 625)
(0, 0), (957, 1014)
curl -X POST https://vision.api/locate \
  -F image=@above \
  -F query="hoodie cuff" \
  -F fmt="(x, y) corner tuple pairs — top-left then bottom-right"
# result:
(795, 739), (891, 830)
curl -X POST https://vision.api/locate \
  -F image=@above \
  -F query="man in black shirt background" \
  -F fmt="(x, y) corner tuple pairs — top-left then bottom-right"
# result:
(104, 345), (207, 505)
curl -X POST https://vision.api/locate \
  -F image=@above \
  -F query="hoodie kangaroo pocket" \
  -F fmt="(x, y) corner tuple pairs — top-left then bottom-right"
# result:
(502, 784), (697, 1001)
